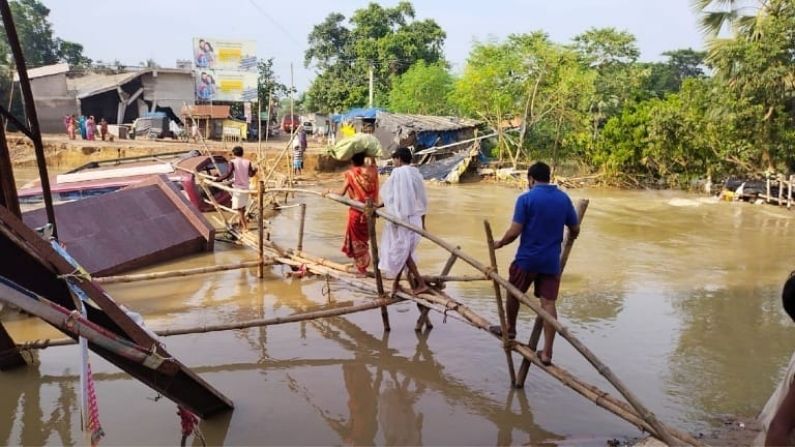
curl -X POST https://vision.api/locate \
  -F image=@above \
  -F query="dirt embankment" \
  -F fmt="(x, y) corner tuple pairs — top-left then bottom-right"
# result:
(7, 132), (347, 175)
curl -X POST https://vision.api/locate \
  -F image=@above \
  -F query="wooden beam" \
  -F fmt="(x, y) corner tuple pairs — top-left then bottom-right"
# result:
(0, 128), (21, 218)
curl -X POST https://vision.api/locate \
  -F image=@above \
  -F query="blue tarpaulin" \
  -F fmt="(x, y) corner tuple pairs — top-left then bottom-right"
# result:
(331, 107), (382, 123)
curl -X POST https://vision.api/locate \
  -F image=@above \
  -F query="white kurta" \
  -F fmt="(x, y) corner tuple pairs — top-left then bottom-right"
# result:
(378, 165), (427, 277)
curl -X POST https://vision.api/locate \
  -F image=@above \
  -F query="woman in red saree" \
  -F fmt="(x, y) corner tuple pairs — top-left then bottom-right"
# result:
(338, 152), (379, 274)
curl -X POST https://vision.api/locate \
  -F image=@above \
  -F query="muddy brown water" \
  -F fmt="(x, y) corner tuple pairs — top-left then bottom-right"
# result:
(2, 173), (795, 445)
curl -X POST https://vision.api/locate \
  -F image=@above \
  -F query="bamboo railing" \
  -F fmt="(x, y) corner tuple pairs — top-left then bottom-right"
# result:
(240, 186), (692, 446)
(13, 172), (701, 445)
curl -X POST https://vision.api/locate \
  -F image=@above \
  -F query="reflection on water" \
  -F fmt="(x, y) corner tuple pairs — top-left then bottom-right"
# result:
(2, 184), (795, 445)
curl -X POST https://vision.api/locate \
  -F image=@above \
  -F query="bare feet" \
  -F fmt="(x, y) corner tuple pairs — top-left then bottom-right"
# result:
(537, 350), (553, 366)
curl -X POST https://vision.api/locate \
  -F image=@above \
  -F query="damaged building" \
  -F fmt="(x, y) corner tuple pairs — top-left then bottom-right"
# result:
(15, 63), (196, 133)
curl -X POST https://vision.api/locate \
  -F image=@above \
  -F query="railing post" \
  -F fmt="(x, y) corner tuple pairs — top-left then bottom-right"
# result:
(366, 199), (389, 331)
(297, 203), (307, 252)
(258, 180), (265, 279)
(484, 220), (517, 386)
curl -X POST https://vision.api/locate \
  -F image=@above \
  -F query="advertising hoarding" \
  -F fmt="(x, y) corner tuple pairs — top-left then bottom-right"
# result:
(193, 38), (257, 71)
(195, 70), (258, 102)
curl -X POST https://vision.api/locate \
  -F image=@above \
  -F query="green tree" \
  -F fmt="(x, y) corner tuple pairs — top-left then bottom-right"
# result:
(573, 28), (647, 148)
(388, 61), (453, 115)
(304, 1), (446, 113)
(453, 32), (596, 168)
(0, 0), (90, 67)
(641, 49), (707, 98)
(707, 0), (795, 170)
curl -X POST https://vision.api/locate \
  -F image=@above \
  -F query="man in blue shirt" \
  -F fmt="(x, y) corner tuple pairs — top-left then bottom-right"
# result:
(492, 162), (579, 366)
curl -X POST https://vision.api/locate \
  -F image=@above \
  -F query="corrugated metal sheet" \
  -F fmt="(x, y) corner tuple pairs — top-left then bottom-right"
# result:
(13, 63), (70, 81)
(66, 71), (142, 99)
(376, 111), (480, 132)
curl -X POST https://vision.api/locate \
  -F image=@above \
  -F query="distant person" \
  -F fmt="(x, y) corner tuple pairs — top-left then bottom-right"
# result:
(335, 151), (379, 275)
(86, 116), (96, 141)
(79, 115), (87, 139)
(191, 120), (200, 142)
(379, 147), (429, 296)
(99, 118), (108, 141)
(292, 132), (304, 176)
(760, 273), (795, 446)
(66, 115), (76, 140)
(217, 146), (258, 232)
(491, 161), (579, 366)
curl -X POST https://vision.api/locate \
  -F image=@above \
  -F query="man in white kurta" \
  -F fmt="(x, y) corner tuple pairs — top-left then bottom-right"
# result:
(379, 148), (429, 295)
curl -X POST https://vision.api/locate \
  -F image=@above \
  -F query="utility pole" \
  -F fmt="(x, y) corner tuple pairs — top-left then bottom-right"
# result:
(368, 65), (374, 108)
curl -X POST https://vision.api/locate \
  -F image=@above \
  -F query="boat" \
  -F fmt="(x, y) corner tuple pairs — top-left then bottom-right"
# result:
(17, 150), (231, 212)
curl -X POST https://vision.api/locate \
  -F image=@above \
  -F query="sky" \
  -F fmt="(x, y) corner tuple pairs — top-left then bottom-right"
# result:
(43, 0), (706, 93)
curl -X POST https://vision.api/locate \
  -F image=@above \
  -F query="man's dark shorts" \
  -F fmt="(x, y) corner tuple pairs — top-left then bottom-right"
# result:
(508, 262), (561, 301)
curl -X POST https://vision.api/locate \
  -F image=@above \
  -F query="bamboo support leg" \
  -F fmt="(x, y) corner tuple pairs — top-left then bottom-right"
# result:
(258, 181), (265, 278)
(484, 220), (517, 386)
(297, 203), (307, 252)
(94, 260), (264, 284)
(789, 176), (793, 209)
(767, 176), (771, 204)
(779, 177), (784, 206)
(198, 179), (231, 230)
(366, 200), (389, 331)
(440, 249), (459, 277)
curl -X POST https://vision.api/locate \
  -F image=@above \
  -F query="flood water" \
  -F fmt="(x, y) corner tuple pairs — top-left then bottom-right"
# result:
(2, 179), (795, 446)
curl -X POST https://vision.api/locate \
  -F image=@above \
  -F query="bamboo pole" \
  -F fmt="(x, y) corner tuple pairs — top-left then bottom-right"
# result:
(262, 242), (700, 446)
(94, 260), (264, 285)
(258, 181), (265, 278)
(422, 274), (488, 284)
(766, 175), (771, 204)
(20, 297), (401, 348)
(365, 199), (389, 331)
(789, 175), (793, 209)
(197, 178), (231, 230)
(258, 188), (676, 446)
(440, 249), (459, 276)
(511, 343), (703, 446)
(778, 176), (784, 206)
(297, 203), (307, 252)
(484, 220), (516, 386)
(518, 199), (590, 387)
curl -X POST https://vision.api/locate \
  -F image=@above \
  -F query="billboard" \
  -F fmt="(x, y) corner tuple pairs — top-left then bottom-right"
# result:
(193, 38), (257, 71)
(193, 37), (257, 102)
(195, 70), (258, 102)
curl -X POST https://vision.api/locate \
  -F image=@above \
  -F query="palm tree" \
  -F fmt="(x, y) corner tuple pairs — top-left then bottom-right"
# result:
(691, 0), (766, 38)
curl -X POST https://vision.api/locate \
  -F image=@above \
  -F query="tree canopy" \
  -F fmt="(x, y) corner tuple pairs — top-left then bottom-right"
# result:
(0, 0), (90, 67)
(388, 61), (453, 115)
(303, 1), (446, 114)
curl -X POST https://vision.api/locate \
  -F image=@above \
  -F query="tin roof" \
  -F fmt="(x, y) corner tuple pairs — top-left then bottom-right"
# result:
(22, 175), (214, 276)
(13, 63), (70, 81)
(66, 71), (143, 98)
(182, 105), (230, 119)
(376, 111), (480, 132)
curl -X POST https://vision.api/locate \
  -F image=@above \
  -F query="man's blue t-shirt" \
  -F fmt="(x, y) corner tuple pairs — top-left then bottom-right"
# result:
(512, 184), (578, 275)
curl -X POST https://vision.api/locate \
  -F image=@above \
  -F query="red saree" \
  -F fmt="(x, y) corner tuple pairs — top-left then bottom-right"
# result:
(341, 165), (379, 273)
